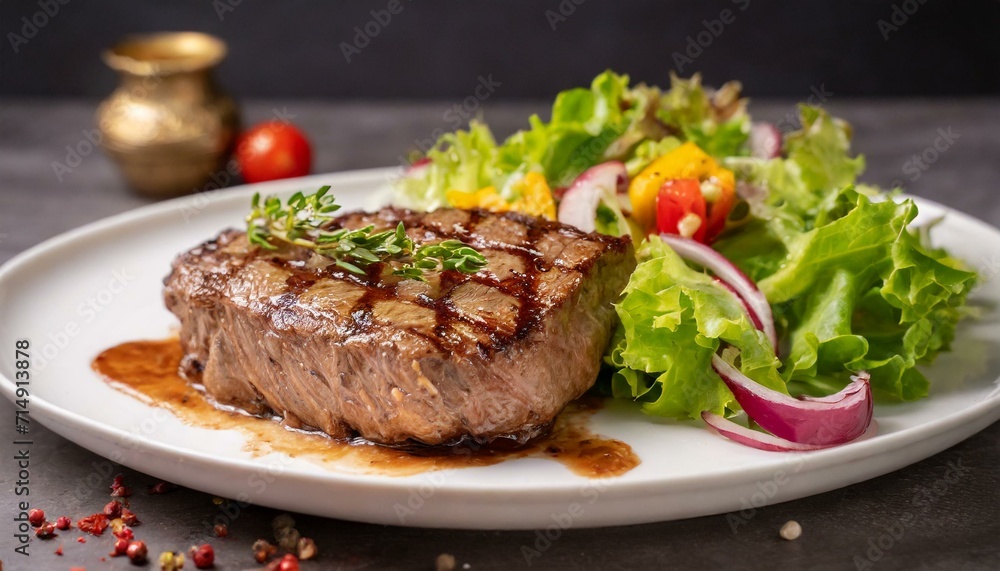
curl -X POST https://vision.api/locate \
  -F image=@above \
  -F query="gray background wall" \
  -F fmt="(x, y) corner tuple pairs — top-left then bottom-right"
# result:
(2, 0), (999, 100)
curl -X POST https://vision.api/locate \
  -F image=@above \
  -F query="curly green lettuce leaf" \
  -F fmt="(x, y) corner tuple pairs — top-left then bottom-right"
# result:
(758, 192), (912, 303)
(750, 188), (975, 400)
(784, 105), (865, 200)
(393, 121), (508, 210)
(537, 71), (633, 186)
(603, 237), (785, 419)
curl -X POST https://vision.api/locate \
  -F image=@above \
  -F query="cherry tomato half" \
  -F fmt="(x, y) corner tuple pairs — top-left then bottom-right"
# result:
(236, 122), (312, 183)
(656, 178), (707, 242)
(704, 177), (735, 241)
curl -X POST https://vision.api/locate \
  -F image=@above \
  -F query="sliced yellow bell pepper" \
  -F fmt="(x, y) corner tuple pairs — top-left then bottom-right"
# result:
(446, 172), (556, 220)
(628, 142), (735, 231)
(513, 172), (557, 220)
(446, 187), (509, 212)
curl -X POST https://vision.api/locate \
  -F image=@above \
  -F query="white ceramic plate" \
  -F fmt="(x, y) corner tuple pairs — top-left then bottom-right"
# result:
(1, 168), (998, 529)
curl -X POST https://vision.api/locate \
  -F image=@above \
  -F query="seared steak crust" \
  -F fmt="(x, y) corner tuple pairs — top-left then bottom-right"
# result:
(164, 207), (635, 446)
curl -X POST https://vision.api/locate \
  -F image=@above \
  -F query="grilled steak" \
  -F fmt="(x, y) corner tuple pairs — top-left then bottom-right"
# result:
(164, 207), (635, 446)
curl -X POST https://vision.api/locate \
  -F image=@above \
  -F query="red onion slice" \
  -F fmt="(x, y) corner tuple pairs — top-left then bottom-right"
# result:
(749, 122), (782, 159)
(713, 278), (765, 333)
(702, 412), (877, 452)
(659, 234), (778, 352)
(557, 161), (628, 232)
(711, 354), (873, 446)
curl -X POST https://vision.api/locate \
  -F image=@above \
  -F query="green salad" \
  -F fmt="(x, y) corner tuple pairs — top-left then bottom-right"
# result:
(393, 70), (977, 448)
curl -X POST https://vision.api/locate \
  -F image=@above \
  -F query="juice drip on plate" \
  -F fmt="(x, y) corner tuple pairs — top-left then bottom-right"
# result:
(92, 339), (640, 478)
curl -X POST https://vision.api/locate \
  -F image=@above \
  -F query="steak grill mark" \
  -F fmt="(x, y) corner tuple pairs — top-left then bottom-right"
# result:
(269, 208), (625, 356)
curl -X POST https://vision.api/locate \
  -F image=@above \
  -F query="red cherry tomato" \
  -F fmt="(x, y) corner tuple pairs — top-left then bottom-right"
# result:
(656, 178), (707, 242)
(236, 122), (312, 183)
(704, 178), (735, 242)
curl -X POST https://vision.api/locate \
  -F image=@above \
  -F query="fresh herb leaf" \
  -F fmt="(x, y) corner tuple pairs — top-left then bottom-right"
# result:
(246, 187), (487, 280)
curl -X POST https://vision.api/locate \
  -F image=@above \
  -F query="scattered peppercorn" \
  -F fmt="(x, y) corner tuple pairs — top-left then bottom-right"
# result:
(158, 551), (186, 571)
(104, 500), (123, 519)
(190, 543), (215, 569)
(112, 537), (130, 557)
(269, 554), (299, 571)
(113, 525), (134, 541)
(28, 508), (45, 527)
(780, 520), (802, 541)
(55, 516), (72, 530)
(121, 507), (141, 526)
(149, 482), (178, 495)
(55, 544), (64, 556)
(35, 522), (57, 539)
(127, 540), (149, 564)
(272, 514), (296, 532)
(213, 523), (228, 538)
(296, 537), (317, 561)
(252, 539), (277, 563)
(110, 475), (133, 497)
(436, 553), (456, 571)
(77, 513), (110, 536)
(76, 537), (87, 544)
(275, 526), (300, 552)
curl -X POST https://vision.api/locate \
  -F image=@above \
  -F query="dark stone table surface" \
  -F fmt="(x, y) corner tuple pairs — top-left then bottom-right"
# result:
(1, 99), (998, 570)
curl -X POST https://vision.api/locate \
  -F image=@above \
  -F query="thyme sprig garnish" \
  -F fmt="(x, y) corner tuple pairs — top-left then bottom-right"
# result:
(246, 186), (487, 280)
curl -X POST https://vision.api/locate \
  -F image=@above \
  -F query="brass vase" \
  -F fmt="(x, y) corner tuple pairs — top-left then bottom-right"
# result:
(98, 32), (239, 197)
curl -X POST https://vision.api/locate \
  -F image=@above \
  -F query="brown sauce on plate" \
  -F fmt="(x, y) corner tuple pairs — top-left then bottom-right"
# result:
(92, 339), (640, 478)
